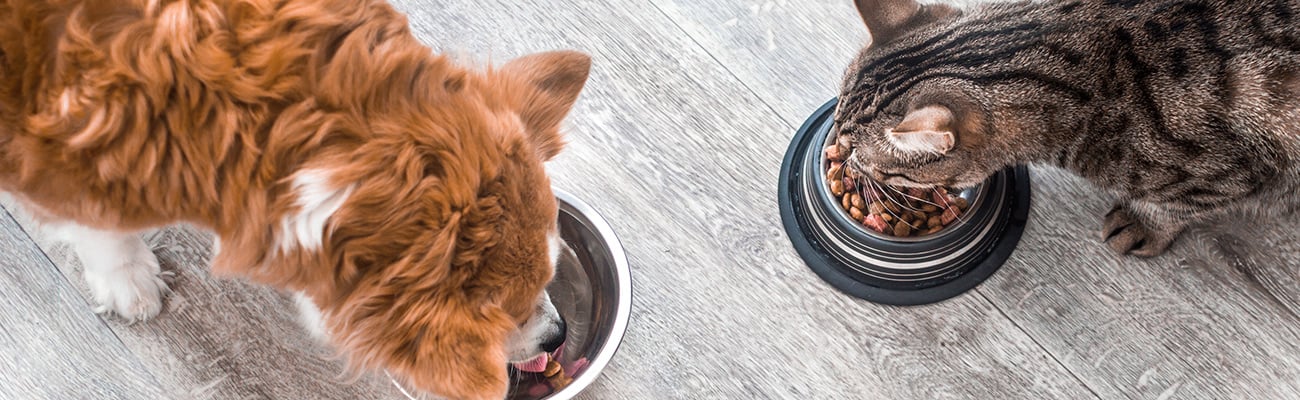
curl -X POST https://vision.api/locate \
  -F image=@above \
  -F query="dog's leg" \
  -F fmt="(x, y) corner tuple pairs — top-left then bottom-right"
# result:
(293, 291), (328, 341)
(46, 223), (169, 322)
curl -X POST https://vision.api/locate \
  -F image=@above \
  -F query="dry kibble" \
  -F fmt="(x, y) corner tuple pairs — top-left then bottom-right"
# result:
(826, 140), (968, 238)
(941, 207), (961, 225)
(881, 201), (898, 214)
(544, 358), (572, 388)
(830, 180), (845, 196)
(827, 163), (844, 180)
(895, 221), (913, 236)
(543, 360), (562, 377)
(868, 201), (885, 215)
(953, 197), (970, 210)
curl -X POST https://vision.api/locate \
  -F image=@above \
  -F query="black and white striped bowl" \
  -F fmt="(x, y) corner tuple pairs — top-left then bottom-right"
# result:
(778, 99), (1032, 306)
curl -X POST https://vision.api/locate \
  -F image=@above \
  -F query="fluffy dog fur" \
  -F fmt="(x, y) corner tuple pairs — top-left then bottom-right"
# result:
(0, 0), (589, 398)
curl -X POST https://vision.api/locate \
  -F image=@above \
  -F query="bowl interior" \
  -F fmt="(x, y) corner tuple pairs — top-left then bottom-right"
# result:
(504, 192), (628, 400)
(818, 129), (987, 243)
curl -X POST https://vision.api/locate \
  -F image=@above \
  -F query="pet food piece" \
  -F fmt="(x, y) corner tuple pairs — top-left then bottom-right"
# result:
(823, 141), (970, 238)
(911, 210), (927, 221)
(952, 196), (970, 210)
(884, 201), (901, 214)
(868, 201), (885, 215)
(941, 207), (961, 225)
(907, 187), (927, 200)
(863, 213), (889, 233)
(895, 221), (913, 237)
(825, 145), (846, 161)
(543, 358), (572, 389)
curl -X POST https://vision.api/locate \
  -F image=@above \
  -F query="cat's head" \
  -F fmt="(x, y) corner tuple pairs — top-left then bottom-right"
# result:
(836, 0), (1009, 189)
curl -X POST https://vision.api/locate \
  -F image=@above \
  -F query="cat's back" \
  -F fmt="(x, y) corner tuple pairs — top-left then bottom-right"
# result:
(956, 0), (1300, 196)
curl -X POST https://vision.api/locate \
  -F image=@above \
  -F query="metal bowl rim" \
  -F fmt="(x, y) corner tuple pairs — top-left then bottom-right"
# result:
(546, 187), (632, 400)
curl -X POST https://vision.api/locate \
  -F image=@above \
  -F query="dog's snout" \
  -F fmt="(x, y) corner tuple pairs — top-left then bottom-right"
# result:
(540, 316), (567, 353)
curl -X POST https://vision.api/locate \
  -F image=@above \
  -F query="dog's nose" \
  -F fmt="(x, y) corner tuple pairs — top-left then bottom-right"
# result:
(540, 316), (567, 353)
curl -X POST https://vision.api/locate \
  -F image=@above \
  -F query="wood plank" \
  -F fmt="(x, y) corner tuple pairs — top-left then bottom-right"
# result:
(645, 0), (1300, 398)
(985, 168), (1300, 399)
(395, 1), (1094, 398)
(0, 208), (169, 400)
(646, 0), (870, 127)
(0, 200), (406, 399)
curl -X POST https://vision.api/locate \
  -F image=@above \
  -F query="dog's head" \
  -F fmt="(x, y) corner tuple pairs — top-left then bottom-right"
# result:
(237, 49), (590, 399)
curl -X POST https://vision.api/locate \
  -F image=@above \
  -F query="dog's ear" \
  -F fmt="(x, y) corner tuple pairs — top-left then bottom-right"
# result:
(500, 50), (591, 160)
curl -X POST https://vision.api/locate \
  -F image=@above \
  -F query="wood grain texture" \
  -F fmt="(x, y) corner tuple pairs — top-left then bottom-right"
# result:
(396, 1), (1092, 399)
(985, 167), (1300, 400)
(0, 208), (168, 400)
(0, 198), (406, 400)
(644, 0), (1300, 398)
(1, 0), (1297, 399)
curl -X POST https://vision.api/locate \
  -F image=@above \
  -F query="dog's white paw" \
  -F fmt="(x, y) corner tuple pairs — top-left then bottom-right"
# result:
(80, 239), (170, 323)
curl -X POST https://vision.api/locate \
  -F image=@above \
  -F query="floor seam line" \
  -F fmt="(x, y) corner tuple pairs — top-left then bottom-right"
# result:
(645, 0), (799, 131)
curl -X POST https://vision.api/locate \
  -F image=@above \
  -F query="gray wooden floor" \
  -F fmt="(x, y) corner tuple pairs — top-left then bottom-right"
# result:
(3, 0), (1300, 399)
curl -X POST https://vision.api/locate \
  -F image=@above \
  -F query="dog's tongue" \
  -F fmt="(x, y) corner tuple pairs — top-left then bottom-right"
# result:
(512, 354), (549, 373)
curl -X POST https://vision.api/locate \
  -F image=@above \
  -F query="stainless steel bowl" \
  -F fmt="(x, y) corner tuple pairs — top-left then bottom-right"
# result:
(391, 188), (631, 399)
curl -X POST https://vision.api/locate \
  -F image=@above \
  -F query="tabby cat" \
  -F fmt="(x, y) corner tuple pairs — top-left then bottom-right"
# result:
(836, 0), (1300, 257)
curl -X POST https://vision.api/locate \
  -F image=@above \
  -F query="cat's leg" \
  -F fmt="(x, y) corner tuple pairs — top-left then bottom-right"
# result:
(45, 222), (169, 322)
(1101, 200), (1191, 258)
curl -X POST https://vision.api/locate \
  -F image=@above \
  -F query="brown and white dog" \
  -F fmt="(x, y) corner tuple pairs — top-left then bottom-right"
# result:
(0, 0), (588, 398)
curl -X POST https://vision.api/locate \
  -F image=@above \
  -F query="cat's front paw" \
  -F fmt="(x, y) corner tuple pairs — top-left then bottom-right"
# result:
(1101, 205), (1176, 258)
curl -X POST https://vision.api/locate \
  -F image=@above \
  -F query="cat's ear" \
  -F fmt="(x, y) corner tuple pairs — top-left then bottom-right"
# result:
(853, 0), (958, 45)
(887, 105), (956, 154)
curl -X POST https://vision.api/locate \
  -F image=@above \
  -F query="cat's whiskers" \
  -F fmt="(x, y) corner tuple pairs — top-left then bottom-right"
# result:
(884, 184), (939, 211)
(868, 179), (919, 229)
(932, 187), (952, 209)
